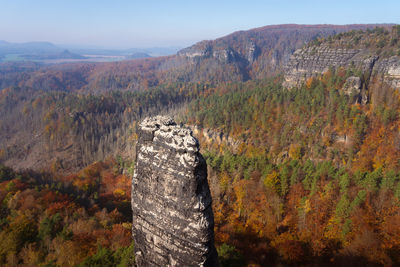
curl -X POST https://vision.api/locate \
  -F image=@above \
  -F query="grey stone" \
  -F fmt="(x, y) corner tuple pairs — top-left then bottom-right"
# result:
(375, 56), (400, 88)
(342, 76), (362, 102)
(246, 41), (258, 63)
(282, 45), (378, 88)
(282, 46), (400, 93)
(132, 116), (219, 267)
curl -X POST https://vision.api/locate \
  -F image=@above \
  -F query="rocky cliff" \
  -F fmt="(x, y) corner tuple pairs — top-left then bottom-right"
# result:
(1, 25), (394, 173)
(283, 28), (400, 91)
(178, 24), (391, 80)
(283, 46), (379, 88)
(131, 116), (218, 266)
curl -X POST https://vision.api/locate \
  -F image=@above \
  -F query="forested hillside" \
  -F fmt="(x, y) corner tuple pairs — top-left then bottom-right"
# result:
(2, 68), (400, 266)
(0, 24), (389, 93)
(0, 161), (134, 266)
(1, 25), (400, 266)
(0, 82), (208, 171)
(184, 70), (400, 266)
(0, 24), (392, 173)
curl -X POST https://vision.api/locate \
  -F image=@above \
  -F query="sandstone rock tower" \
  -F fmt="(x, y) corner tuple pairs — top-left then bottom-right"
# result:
(132, 116), (218, 266)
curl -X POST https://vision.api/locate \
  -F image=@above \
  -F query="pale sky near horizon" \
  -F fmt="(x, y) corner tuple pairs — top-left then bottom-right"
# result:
(0, 0), (399, 49)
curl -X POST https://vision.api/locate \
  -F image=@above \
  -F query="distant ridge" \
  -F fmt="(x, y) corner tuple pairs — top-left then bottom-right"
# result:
(0, 24), (395, 92)
(178, 24), (395, 80)
(125, 52), (151, 59)
(0, 23), (398, 172)
(0, 40), (63, 54)
(23, 50), (87, 60)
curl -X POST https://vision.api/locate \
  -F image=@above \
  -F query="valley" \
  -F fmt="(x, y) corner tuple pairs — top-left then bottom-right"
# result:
(1, 24), (400, 266)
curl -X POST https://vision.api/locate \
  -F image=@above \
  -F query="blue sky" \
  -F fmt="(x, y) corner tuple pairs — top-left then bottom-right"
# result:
(0, 0), (399, 48)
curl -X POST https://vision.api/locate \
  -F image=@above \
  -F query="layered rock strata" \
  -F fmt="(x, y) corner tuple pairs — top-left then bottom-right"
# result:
(282, 42), (400, 106)
(283, 45), (379, 88)
(131, 116), (218, 267)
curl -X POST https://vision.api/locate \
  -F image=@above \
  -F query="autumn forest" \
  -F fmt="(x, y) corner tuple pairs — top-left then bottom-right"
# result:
(1, 25), (400, 266)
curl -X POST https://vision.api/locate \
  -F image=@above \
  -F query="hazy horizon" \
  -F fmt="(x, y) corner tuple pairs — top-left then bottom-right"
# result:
(1, 0), (400, 49)
(0, 22), (397, 51)
(0, 39), (183, 51)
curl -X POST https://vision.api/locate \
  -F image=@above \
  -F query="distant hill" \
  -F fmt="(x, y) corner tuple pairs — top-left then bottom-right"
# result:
(0, 41), (178, 62)
(0, 23), (399, 176)
(0, 24), (394, 93)
(2, 24), (400, 267)
(177, 24), (395, 80)
(125, 52), (151, 59)
(67, 47), (181, 57)
(23, 49), (87, 60)
(124, 47), (181, 57)
(0, 40), (63, 54)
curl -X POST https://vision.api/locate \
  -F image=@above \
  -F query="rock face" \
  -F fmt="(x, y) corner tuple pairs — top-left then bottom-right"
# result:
(177, 24), (387, 80)
(131, 116), (218, 267)
(374, 56), (400, 89)
(343, 76), (362, 96)
(283, 46), (400, 92)
(177, 41), (213, 59)
(283, 45), (378, 88)
(342, 76), (366, 104)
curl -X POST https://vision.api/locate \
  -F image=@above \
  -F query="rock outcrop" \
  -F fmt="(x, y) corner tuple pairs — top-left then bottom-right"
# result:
(342, 76), (367, 104)
(177, 41), (213, 59)
(374, 56), (400, 88)
(177, 24), (388, 80)
(283, 46), (400, 92)
(283, 45), (379, 88)
(131, 116), (218, 267)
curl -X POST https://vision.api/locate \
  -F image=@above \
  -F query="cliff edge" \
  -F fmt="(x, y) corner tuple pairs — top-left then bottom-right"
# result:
(283, 27), (400, 92)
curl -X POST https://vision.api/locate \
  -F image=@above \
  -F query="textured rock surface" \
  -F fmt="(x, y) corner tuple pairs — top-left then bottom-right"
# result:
(283, 45), (400, 91)
(283, 45), (378, 88)
(343, 76), (362, 96)
(132, 116), (218, 267)
(374, 56), (400, 88)
(342, 76), (366, 104)
(177, 24), (389, 80)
